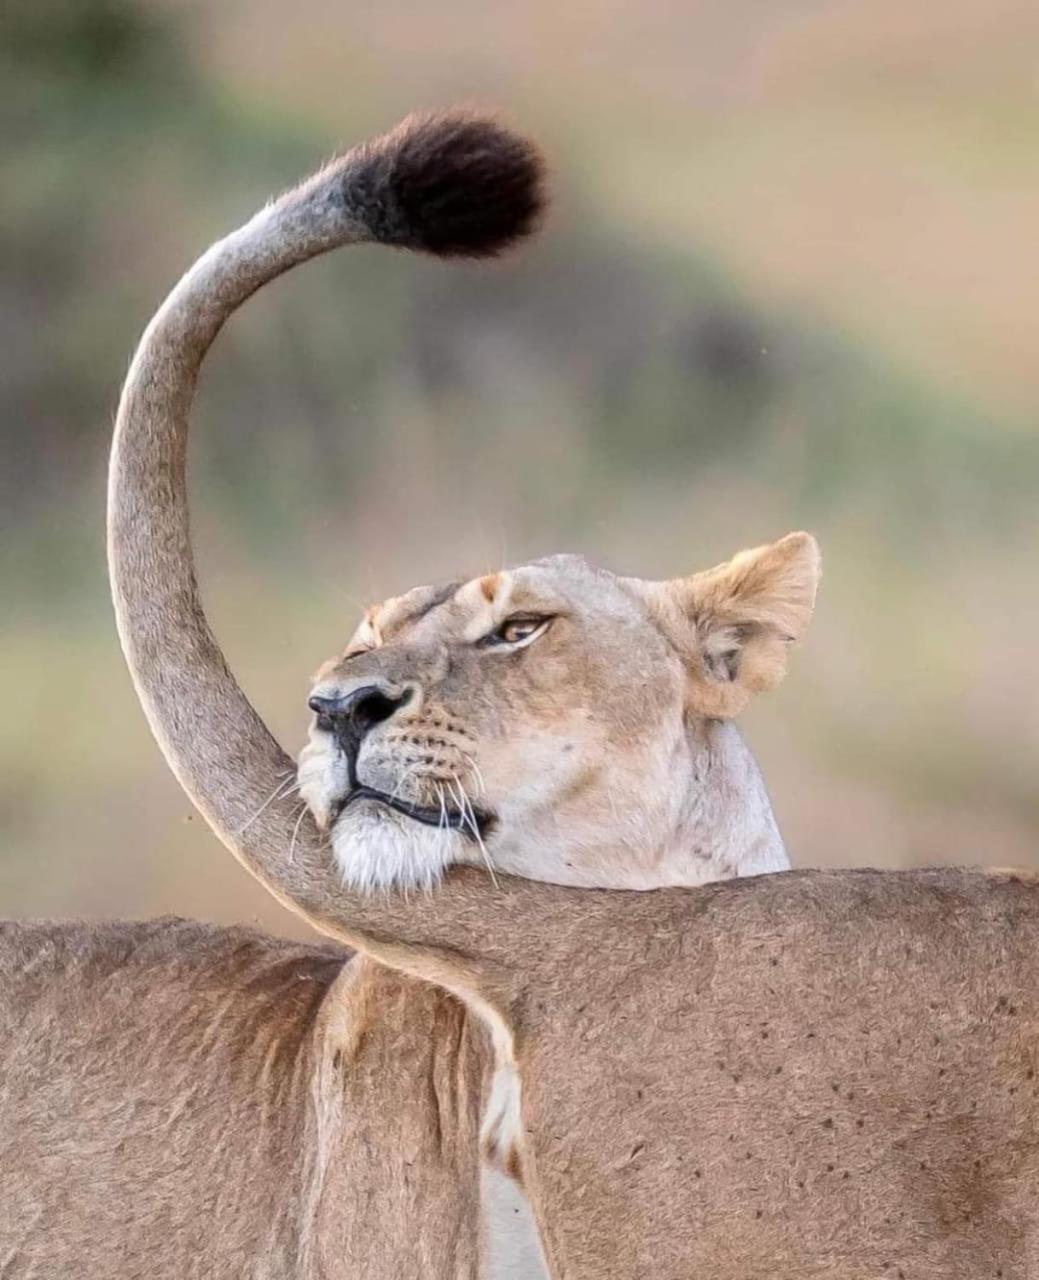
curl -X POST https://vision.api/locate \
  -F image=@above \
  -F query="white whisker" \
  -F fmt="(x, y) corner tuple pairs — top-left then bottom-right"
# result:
(460, 751), (487, 799)
(450, 772), (499, 888)
(287, 800), (309, 865)
(388, 760), (422, 805)
(235, 774), (300, 836)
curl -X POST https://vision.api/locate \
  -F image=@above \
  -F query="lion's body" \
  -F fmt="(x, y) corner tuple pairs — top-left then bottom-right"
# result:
(10, 869), (1039, 1280)
(499, 866), (1039, 1280)
(0, 920), (487, 1279)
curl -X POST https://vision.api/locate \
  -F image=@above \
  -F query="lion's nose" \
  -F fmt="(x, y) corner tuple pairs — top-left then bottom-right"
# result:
(308, 684), (411, 735)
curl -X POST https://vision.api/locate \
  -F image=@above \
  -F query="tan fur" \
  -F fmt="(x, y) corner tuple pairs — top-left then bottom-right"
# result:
(483, 866), (1039, 1279)
(10, 111), (1035, 1280)
(0, 921), (486, 1277)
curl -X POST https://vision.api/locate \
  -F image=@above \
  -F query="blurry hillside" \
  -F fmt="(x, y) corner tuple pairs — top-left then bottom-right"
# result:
(2, 0), (1037, 934)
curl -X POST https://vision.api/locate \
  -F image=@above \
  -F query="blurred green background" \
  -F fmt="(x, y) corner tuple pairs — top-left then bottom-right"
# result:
(4, 0), (1038, 938)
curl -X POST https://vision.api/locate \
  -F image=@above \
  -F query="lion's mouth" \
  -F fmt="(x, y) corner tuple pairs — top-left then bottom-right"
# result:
(332, 785), (493, 839)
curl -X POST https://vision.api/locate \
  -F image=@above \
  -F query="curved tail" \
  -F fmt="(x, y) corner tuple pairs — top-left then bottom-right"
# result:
(107, 112), (546, 954)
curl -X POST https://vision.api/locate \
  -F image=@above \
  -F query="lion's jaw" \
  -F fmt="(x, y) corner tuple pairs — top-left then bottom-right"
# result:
(298, 538), (817, 893)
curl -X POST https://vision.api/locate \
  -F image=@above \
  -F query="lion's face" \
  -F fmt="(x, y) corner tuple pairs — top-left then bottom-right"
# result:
(298, 535), (819, 891)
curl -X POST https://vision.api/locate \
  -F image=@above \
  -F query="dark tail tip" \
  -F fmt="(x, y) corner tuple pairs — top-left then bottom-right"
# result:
(352, 111), (547, 259)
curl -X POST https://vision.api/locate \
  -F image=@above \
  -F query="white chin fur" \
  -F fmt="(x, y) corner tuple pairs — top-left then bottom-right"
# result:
(330, 800), (463, 892)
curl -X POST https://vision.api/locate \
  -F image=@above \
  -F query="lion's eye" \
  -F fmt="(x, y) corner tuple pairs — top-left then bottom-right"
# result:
(482, 615), (552, 648)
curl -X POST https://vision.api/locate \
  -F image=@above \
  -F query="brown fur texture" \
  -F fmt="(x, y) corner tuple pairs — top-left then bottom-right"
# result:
(32, 107), (1037, 1279)
(499, 866), (1039, 1278)
(0, 920), (486, 1277)
(10, 872), (1039, 1278)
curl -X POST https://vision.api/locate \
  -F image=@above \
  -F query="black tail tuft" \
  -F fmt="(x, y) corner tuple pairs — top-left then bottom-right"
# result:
(349, 111), (547, 259)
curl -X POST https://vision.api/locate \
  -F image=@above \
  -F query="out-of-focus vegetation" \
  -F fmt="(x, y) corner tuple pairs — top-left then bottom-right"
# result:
(3, 0), (1038, 935)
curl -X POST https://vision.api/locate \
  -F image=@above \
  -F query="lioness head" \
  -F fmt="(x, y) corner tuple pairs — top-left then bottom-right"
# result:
(298, 532), (819, 891)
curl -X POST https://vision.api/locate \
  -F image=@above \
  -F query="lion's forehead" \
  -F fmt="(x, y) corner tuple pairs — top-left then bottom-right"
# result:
(353, 573), (511, 649)
(352, 562), (571, 644)
(374, 580), (463, 637)
(343, 556), (636, 656)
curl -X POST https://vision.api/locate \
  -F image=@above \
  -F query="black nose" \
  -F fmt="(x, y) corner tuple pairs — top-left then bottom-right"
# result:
(308, 684), (411, 735)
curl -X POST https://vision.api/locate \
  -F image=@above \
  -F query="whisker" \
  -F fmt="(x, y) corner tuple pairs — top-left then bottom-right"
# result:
(287, 800), (309, 865)
(388, 760), (422, 805)
(451, 772), (499, 889)
(460, 751), (487, 799)
(435, 781), (452, 872)
(235, 774), (300, 836)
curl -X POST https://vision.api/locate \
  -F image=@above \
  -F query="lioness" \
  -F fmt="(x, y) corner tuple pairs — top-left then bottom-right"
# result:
(298, 533), (816, 895)
(2, 112), (817, 1278)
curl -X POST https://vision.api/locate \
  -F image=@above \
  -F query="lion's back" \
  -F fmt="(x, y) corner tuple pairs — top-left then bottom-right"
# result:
(0, 917), (350, 1276)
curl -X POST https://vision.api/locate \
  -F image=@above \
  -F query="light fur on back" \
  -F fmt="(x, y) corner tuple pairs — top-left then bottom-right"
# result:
(9, 107), (1039, 1280)
(0, 920), (487, 1277)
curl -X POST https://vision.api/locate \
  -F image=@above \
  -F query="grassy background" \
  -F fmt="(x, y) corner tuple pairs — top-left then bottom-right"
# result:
(3, 0), (1038, 938)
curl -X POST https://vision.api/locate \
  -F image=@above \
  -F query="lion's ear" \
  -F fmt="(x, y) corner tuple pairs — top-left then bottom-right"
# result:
(641, 532), (821, 718)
